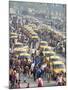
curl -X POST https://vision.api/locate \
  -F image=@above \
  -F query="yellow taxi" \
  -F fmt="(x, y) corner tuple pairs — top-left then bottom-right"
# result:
(39, 41), (48, 48)
(43, 51), (55, 63)
(28, 23), (36, 29)
(49, 55), (60, 65)
(10, 32), (18, 40)
(45, 51), (55, 58)
(19, 53), (31, 62)
(52, 61), (65, 75)
(31, 35), (39, 39)
(40, 46), (52, 51)
(10, 32), (18, 36)
(14, 42), (23, 48)
(13, 47), (29, 53)
(10, 35), (18, 39)
(23, 46), (29, 52)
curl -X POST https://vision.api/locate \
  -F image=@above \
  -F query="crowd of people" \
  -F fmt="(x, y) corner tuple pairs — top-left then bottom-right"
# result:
(9, 15), (66, 89)
(9, 49), (66, 88)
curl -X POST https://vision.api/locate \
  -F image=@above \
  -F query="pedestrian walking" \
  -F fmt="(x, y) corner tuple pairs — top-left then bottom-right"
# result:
(36, 77), (44, 87)
(36, 67), (42, 79)
(45, 64), (51, 82)
(26, 83), (30, 88)
(33, 66), (36, 81)
(56, 73), (63, 86)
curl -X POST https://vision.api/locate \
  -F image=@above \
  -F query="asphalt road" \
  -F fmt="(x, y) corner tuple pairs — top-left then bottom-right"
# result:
(20, 73), (57, 88)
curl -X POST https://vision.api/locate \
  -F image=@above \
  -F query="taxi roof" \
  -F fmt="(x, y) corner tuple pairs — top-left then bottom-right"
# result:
(10, 35), (18, 39)
(40, 41), (48, 44)
(14, 47), (28, 52)
(53, 61), (64, 65)
(31, 35), (38, 38)
(20, 53), (30, 57)
(10, 32), (17, 36)
(40, 46), (51, 49)
(45, 50), (55, 54)
(15, 42), (23, 45)
(50, 55), (60, 59)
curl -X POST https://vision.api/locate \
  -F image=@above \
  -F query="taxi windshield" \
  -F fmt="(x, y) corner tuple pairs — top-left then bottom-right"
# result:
(53, 64), (64, 69)
(41, 43), (47, 46)
(51, 59), (59, 62)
